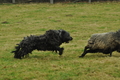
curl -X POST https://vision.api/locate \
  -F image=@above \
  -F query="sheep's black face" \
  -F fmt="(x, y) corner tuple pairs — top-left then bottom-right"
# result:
(60, 30), (73, 43)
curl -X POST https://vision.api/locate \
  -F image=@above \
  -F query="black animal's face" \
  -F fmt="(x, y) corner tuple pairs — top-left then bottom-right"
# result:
(60, 30), (73, 43)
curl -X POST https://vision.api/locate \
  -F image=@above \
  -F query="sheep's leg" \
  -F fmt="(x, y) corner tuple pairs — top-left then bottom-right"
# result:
(79, 46), (89, 57)
(107, 48), (112, 57)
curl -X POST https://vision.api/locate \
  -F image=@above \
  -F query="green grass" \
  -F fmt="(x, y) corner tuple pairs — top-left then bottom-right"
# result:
(0, 2), (120, 80)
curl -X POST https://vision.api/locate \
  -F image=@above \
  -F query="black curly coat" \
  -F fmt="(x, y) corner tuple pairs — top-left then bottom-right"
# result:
(11, 29), (73, 59)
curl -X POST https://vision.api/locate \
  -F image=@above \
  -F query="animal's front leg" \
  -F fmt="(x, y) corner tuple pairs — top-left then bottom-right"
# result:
(52, 50), (58, 53)
(109, 50), (113, 57)
(59, 48), (64, 55)
(55, 46), (64, 55)
(79, 46), (89, 57)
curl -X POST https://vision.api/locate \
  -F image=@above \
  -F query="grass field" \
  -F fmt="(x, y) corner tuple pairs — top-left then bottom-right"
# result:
(0, 2), (120, 80)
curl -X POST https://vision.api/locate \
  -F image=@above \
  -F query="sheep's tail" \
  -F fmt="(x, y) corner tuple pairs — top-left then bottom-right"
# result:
(11, 44), (22, 59)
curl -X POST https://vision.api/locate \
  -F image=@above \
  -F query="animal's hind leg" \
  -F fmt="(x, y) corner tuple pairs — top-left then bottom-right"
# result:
(14, 48), (31, 59)
(14, 50), (22, 59)
(52, 50), (58, 53)
(24, 54), (29, 58)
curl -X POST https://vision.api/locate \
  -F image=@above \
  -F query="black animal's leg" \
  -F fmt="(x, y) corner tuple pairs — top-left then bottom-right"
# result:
(24, 54), (29, 58)
(22, 48), (33, 58)
(14, 51), (22, 59)
(55, 46), (64, 55)
(79, 46), (89, 57)
(52, 50), (58, 53)
(109, 51), (112, 57)
(14, 48), (30, 59)
(12, 44), (22, 59)
(59, 48), (64, 55)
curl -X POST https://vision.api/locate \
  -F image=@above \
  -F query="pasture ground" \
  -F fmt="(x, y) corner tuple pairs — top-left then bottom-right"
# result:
(0, 2), (120, 80)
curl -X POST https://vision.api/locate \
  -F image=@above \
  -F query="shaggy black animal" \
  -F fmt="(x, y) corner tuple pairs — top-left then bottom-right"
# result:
(79, 30), (120, 57)
(12, 29), (73, 59)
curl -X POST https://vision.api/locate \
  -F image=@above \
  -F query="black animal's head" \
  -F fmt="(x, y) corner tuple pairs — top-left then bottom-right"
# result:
(58, 30), (73, 43)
